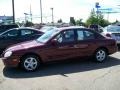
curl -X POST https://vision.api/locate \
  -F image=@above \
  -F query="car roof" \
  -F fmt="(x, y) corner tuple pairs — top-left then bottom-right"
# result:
(57, 26), (87, 31)
(9, 27), (43, 32)
(0, 27), (43, 35)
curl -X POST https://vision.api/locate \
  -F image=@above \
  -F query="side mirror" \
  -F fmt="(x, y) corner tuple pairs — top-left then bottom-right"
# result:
(51, 39), (58, 46)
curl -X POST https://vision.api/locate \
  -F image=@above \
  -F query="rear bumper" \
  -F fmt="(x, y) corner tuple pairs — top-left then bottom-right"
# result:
(108, 46), (118, 55)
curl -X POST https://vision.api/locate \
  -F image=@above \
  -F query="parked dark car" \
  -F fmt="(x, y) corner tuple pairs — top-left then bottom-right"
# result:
(0, 27), (44, 54)
(1, 26), (117, 71)
(0, 24), (19, 33)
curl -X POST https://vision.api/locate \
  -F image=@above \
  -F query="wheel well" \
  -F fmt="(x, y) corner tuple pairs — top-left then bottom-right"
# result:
(20, 52), (43, 63)
(95, 47), (109, 55)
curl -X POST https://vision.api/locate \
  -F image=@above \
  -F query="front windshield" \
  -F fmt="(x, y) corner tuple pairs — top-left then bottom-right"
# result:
(37, 29), (59, 43)
(105, 26), (120, 32)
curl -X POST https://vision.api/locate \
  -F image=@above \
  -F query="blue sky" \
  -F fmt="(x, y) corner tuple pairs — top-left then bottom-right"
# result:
(0, 0), (120, 23)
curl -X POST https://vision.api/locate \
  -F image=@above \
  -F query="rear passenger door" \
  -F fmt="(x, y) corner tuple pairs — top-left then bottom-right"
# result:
(75, 29), (97, 57)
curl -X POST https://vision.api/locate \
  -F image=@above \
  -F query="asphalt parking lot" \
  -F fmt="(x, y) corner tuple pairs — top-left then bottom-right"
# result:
(0, 51), (120, 90)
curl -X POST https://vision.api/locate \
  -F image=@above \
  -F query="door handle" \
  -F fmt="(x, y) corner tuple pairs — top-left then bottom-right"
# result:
(58, 45), (74, 49)
(74, 45), (79, 48)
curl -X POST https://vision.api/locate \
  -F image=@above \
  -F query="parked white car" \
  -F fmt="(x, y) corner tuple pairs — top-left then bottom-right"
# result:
(101, 25), (120, 44)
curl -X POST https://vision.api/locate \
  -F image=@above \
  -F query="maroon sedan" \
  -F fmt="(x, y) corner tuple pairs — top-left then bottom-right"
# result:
(1, 26), (118, 71)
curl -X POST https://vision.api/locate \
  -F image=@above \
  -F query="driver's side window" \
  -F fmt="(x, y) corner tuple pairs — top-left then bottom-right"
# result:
(55, 30), (75, 43)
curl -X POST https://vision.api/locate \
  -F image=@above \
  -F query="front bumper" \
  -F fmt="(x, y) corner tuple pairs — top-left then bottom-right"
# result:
(1, 57), (20, 67)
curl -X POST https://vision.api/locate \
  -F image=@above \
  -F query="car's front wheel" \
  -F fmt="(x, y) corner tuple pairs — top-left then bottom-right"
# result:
(94, 49), (107, 62)
(21, 55), (40, 71)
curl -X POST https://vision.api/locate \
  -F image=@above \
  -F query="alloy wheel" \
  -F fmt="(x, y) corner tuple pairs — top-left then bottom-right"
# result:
(95, 49), (107, 62)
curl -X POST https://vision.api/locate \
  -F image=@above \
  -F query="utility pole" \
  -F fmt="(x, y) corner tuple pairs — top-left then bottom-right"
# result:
(40, 0), (43, 24)
(50, 8), (54, 24)
(12, 0), (15, 24)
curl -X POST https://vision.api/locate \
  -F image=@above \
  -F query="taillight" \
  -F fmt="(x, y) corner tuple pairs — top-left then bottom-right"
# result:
(106, 33), (111, 37)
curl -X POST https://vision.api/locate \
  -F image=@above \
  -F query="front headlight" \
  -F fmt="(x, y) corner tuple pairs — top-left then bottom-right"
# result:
(4, 51), (12, 58)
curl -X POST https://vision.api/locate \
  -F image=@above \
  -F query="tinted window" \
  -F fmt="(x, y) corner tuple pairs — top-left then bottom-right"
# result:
(3, 30), (18, 37)
(56, 30), (75, 43)
(21, 29), (34, 36)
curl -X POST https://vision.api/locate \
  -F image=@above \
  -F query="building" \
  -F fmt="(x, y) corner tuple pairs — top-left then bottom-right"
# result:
(0, 16), (13, 24)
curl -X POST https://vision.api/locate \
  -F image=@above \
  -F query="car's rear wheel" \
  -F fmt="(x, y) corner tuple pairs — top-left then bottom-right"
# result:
(94, 49), (107, 62)
(21, 55), (40, 71)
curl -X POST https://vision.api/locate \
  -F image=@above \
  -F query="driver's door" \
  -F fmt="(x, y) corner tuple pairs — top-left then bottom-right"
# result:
(43, 29), (78, 61)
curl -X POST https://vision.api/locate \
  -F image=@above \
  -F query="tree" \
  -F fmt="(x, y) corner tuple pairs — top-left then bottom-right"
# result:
(57, 19), (63, 23)
(76, 19), (84, 26)
(70, 17), (76, 25)
(24, 20), (34, 27)
(86, 9), (98, 26)
(86, 9), (110, 27)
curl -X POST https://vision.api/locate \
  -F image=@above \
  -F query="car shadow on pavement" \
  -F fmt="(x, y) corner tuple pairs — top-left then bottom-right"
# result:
(118, 46), (120, 51)
(3, 56), (120, 79)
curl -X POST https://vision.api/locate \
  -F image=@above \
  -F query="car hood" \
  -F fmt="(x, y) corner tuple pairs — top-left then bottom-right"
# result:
(6, 40), (44, 51)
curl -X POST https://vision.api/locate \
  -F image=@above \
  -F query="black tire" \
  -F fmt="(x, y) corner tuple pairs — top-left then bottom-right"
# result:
(94, 49), (107, 62)
(21, 55), (40, 71)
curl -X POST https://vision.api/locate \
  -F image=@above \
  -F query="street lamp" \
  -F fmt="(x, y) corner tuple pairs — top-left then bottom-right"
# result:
(50, 8), (54, 24)
(12, 0), (15, 24)
(40, 0), (43, 24)
(24, 13), (29, 23)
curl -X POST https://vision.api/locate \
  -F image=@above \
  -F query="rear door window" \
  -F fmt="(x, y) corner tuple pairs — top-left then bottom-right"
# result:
(21, 29), (34, 36)
(77, 29), (95, 41)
